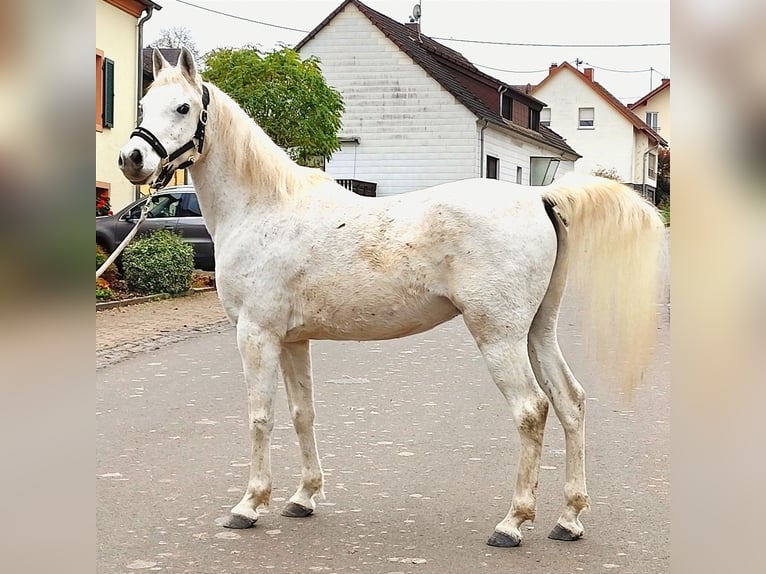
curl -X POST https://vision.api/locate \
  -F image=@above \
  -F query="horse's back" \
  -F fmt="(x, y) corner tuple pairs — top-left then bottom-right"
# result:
(278, 178), (558, 342)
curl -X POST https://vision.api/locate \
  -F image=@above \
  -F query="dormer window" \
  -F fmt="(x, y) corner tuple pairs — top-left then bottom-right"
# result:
(540, 107), (551, 127)
(501, 93), (512, 120)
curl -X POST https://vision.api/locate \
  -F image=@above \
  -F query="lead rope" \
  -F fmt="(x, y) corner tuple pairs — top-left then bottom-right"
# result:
(96, 197), (152, 279)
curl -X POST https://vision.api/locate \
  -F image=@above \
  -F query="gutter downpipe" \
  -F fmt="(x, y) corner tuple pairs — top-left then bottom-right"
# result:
(135, 5), (156, 199)
(479, 119), (489, 177)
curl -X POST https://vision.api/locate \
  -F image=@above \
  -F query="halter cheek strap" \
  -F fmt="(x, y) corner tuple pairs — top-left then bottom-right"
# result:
(130, 84), (210, 190)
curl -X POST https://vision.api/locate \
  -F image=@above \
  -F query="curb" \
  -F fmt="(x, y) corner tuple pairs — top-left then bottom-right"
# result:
(96, 286), (216, 312)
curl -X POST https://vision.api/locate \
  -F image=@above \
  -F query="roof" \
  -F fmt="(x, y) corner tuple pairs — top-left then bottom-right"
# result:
(532, 62), (667, 147)
(629, 79), (670, 109)
(296, 0), (580, 158)
(142, 47), (181, 78)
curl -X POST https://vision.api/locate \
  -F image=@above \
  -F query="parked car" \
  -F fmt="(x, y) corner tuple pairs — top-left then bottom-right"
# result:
(96, 186), (214, 271)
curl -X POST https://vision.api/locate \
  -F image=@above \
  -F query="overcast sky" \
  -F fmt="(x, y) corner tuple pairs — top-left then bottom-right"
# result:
(144, 0), (670, 105)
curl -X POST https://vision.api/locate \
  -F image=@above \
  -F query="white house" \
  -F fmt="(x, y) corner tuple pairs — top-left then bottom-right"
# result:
(630, 78), (671, 145)
(295, 0), (580, 197)
(528, 62), (667, 198)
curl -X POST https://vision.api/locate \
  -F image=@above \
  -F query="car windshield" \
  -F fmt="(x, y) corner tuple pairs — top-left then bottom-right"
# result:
(127, 193), (184, 219)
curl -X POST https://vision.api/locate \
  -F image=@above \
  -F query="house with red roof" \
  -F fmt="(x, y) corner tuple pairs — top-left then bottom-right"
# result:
(529, 62), (667, 198)
(296, 0), (580, 197)
(630, 78), (671, 145)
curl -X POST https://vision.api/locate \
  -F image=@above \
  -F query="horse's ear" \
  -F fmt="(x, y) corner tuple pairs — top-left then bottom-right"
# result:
(178, 46), (199, 86)
(152, 48), (170, 80)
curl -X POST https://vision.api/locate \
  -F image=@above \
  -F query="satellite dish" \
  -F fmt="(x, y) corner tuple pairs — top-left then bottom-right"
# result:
(412, 3), (421, 21)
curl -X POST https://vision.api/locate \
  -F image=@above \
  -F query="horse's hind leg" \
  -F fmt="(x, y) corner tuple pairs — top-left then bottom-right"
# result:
(224, 321), (281, 529)
(528, 275), (589, 538)
(528, 323), (589, 541)
(468, 330), (550, 547)
(527, 204), (590, 541)
(279, 340), (324, 518)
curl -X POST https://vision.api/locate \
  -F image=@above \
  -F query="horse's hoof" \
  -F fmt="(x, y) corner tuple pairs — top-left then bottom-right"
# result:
(222, 514), (258, 529)
(487, 530), (521, 547)
(548, 523), (583, 541)
(281, 502), (314, 518)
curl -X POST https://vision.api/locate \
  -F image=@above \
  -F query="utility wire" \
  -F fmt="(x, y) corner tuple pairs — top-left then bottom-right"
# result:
(585, 62), (668, 76)
(175, 0), (310, 33)
(475, 63), (549, 74)
(433, 36), (670, 48)
(174, 1), (669, 48)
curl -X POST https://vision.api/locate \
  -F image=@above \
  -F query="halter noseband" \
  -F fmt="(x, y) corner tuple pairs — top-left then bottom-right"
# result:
(130, 84), (210, 190)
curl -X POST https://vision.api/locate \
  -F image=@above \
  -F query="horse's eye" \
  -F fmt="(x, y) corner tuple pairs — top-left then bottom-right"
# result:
(137, 104), (143, 123)
(176, 103), (190, 115)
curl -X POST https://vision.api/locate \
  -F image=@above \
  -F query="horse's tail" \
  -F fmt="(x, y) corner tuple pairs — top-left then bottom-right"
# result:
(541, 173), (666, 389)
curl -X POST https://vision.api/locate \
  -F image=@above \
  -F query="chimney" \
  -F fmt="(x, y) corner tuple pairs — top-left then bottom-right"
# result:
(549, 63), (558, 75)
(584, 67), (594, 82)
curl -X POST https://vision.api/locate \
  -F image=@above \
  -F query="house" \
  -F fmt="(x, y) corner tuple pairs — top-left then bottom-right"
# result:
(295, 0), (580, 197)
(629, 78), (671, 145)
(96, 0), (162, 213)
(528, 62), (667, 198)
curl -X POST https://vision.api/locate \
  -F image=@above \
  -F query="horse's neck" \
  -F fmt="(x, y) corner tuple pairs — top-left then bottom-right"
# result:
(188, 87), (301, 236)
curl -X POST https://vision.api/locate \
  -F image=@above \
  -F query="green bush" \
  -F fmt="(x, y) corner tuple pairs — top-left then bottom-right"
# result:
(122, 230), (194, 295)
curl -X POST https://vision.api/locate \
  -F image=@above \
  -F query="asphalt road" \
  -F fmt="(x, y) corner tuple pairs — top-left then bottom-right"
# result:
(97, 291), (669, 574)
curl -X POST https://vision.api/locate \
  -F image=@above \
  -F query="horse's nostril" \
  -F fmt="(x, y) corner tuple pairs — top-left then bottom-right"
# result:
(118, 154), (124, 168)
(129, 149), (143, 166)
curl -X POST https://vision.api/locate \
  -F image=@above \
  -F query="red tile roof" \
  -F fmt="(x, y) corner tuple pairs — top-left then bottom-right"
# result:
(532, 62), (667, 147)
(629, 79), (670, 109)
(296, 0), (580, 158)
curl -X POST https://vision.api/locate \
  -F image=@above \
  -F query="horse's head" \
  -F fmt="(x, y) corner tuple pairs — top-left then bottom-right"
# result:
(119, 46), (209, 189)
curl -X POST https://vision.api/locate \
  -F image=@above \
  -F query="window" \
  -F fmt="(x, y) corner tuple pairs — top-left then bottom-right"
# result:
(96, 51), (103, 130)
(97, 51), (114, 130)
(530, 157), (560, 186)
(516, 166), (523, 184)
(529, 108), (540, 131)
(486, 156), (499, 179)
(540, 107), (551, 127)
(578, 107), (594, 129)
(645, 111), (659, 131)
(501, 93), (512, 120)
(183, 193), (203, 217)
(647, 153), (657, 179)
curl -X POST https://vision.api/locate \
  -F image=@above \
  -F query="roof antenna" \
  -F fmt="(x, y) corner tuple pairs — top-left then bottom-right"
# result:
(410, 3), (422, 42)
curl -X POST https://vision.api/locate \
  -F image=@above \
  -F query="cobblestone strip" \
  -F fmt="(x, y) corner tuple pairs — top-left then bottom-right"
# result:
(96, 318), (233, 370)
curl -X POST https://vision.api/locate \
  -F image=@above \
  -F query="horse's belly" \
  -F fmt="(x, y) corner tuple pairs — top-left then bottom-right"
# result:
(284, 293), (460, 342)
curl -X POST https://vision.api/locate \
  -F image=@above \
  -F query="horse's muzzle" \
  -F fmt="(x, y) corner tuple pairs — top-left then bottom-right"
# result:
(118, 139), (160, 184)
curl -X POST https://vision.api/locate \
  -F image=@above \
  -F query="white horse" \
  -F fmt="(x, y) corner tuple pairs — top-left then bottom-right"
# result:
(119, 47), (665, 548)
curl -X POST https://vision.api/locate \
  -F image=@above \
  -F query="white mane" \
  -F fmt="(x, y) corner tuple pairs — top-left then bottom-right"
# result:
(153, 66), (332, 203)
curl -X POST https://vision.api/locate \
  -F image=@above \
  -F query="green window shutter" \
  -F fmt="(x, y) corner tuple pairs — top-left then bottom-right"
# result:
(103, 58), (115, 128)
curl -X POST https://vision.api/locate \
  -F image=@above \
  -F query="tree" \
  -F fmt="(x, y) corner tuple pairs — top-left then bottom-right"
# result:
(202, 47), (344, 165)
(656, 148), (670, 207)
(150, 26), (201, 62)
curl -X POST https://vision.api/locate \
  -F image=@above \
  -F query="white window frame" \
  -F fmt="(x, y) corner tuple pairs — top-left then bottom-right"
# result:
(645, 111), (659, 131)
(647, 152), (657, 179)
(540, 107), (551, 127)
(578, 107), (595, 129)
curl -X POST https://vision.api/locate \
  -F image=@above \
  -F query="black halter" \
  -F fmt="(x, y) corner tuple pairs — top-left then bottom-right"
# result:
(130, 84), (210, 190)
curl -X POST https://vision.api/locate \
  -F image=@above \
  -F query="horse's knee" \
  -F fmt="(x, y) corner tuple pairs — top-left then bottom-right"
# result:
(516, 400), (548, 441)
(291, 406), (315, 433)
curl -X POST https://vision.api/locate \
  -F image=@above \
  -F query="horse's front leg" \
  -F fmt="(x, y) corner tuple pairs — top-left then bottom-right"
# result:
(224, 321), (282, 529)
(279, 340), (324, 518)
